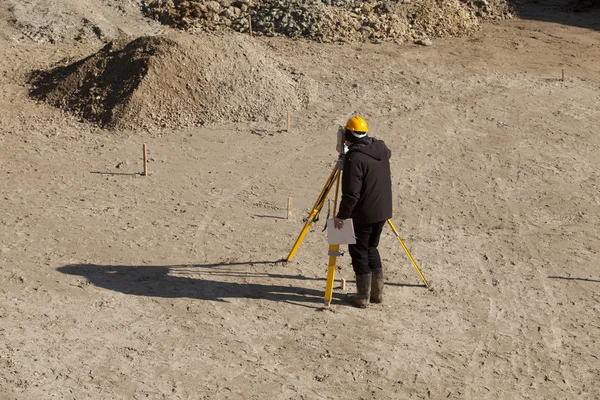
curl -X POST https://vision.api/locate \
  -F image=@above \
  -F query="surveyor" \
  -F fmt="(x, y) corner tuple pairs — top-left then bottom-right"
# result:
(333, 115), (393, 308)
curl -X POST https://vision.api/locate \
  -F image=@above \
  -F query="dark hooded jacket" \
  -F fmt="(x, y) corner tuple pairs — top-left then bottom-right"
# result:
(336, 137), (392, 224)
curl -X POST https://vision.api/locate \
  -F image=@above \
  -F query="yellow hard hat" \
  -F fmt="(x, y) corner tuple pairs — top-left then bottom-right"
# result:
(345, 115), (368, 134)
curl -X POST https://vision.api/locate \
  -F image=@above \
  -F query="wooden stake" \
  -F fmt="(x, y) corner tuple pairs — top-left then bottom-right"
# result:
(561, 68), (565, 82)
(248, 15), (253, 38)
(341, 278), (346, 290)
(287, 111), (291, 133)
(142, 143), (148, 176)
(287, 197), (293, 220)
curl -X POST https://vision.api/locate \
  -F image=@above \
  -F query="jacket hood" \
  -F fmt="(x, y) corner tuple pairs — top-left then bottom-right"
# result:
(348, 137), (389, 160)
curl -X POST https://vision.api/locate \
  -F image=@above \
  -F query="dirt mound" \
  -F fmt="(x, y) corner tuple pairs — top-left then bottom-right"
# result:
(141, 0), (514, 43)
(28, 34), (317, 130)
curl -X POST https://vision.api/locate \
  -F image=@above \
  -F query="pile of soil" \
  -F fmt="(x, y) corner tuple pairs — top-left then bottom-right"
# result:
(141, 0), (514, 43)
(28, 34), (317, 130)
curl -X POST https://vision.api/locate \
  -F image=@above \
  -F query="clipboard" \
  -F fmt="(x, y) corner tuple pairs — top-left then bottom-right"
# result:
(326, 218), (356, 245)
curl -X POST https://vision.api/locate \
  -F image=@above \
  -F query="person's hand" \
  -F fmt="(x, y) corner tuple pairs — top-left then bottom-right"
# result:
(333, 217), (344, 230)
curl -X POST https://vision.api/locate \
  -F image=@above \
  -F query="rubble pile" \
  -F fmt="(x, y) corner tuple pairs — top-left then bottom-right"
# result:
(141, 0), (514, 43)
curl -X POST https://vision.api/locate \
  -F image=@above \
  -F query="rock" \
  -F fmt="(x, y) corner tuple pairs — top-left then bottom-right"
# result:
(415, 38), (433, 46)
(141, 0), (511, 44)
(205, 1), (221, 13)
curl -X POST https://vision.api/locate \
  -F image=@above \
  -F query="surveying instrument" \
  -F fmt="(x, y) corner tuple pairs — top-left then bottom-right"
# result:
(285, 124), (429, 307)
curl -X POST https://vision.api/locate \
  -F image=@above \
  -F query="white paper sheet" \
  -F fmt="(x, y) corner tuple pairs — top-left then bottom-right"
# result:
(326, 218), (356, 245)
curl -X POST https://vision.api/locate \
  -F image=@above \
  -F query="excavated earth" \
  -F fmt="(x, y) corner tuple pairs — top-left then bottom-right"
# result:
(28, 34), (316, 130)
(141, 0), (511, 43)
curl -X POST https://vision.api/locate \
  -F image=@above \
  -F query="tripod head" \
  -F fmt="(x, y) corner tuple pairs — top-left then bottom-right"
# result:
(335, 126), (349, 157)
(335, 125), (350, 171)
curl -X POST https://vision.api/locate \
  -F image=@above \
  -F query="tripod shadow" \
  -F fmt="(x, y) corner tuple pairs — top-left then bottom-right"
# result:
(386, 282), (428, 288)
(90, 171), (141, 177)
(57, 260), (345, 308)
(253, 214), (287, 220)
(548, 276), (600, 283)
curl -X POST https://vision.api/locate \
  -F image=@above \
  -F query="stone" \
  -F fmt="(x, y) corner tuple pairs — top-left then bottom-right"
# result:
(205, 1), (221, 13)
(222, 6), (239, 19)
(141, 0), (510, 45)
(415, 38), (433, 46)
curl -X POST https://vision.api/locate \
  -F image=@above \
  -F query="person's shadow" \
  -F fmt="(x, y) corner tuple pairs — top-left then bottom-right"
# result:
(57, 261), (347, 308)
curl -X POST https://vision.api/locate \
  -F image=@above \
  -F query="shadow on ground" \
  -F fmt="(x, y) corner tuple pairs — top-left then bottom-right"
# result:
(57, 261), (427, 306)
(509, 0), (600, 30)
(58, 261), (346, 307)
(548, 275), (600, 283)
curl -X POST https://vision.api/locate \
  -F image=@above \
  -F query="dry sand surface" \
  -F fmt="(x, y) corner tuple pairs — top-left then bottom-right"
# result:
(1, 1), (600, 399)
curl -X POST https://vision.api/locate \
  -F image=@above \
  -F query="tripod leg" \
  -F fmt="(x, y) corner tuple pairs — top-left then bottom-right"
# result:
(286, 208), (320, 262)
(286, 166), (341, 262)
(387, 219), (429, 287)
(324, 169), (343, 306)
(324, 244), (339, 306)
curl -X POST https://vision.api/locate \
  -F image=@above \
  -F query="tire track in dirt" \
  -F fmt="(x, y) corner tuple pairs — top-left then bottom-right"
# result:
(462, 290), (498, 399)
(488, 176), (586, 397)
(534, 264), (577, 396)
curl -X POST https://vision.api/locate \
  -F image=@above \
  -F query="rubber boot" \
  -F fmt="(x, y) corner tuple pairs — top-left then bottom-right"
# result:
(347, 273), (371, 308)
(370, 268), (384, 304)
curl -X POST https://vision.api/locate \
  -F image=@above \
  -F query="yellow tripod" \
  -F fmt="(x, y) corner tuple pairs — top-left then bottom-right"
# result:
(286, 159), (429, 307)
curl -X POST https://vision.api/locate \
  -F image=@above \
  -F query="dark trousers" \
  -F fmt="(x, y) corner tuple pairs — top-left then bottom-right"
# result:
(348, 220), (386, 276)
